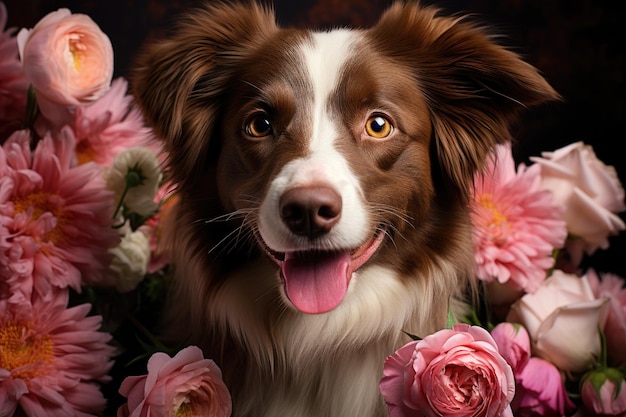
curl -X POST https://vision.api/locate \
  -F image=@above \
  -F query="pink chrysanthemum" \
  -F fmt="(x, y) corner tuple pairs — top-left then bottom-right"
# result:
(0, 289), (116, 416)
(0, 3), (29, 142)
(470, 143), (567, 293)
(0, 128), (119, 305)
(72, 77), (156, 166)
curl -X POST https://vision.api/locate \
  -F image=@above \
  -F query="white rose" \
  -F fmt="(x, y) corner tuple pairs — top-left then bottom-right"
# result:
(507, 270), (609, 373)
(530, 142), (625, 261)
(110, 229), (151, 293)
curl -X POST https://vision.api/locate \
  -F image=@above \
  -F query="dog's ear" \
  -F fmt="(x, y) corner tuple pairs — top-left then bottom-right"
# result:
(131, 2), (277, 183)
(371, 3), (560, 198)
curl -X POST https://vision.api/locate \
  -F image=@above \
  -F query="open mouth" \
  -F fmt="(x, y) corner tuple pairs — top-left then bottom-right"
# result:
(259, 228), (386, 314)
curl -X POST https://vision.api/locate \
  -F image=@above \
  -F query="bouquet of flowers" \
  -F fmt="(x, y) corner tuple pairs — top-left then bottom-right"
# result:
(0, 4), (231, 416)
(1, 4), (625, 417)
(379, 142), (626, 417)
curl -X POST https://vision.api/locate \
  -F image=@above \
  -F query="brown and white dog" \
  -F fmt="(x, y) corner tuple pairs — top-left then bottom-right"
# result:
(132, 2), (558, 416)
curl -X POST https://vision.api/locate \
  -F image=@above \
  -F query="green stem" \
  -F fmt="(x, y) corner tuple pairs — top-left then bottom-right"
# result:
(112, 183), (130, 220)
(25, 84), (40, 147)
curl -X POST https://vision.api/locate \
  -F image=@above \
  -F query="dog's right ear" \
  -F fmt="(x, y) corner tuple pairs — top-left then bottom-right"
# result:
(131, 2), (277, 183)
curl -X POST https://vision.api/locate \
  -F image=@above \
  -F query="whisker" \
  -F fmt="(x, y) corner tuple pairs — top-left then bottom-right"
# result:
(205, 210), (249, 223)
(205, 207), (260, 256)
(371, 203), (415, 230)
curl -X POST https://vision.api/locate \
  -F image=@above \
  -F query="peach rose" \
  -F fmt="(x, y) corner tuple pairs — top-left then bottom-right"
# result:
(380, 324), (515, 417)
(530, 142), (625, 264)
(117, 346), (232, 417)
(16, 8), (113, 125)
(507, 270), (610, 373)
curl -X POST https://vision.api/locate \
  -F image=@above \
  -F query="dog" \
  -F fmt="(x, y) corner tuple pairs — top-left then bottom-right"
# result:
(131, 2), (559, 416)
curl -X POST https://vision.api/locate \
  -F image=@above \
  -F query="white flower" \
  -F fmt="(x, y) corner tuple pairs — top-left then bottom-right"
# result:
(106, 146), (162, 218)
(530, 142), (625, 262)
(110, 228), (151, 293)
(507, 270), (610, 373)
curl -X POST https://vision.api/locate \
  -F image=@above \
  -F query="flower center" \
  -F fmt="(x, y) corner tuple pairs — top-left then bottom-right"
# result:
(0, 320), (54, 381)
(175, 403), (193, 417)
(75, 139), (96, 165)
(13, 191), (67, 245)
(477, 194), (511, 241)
(68, 33), (86, 71)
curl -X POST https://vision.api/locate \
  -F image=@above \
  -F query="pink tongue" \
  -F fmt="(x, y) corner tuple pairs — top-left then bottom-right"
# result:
(282, 251), (351, 314)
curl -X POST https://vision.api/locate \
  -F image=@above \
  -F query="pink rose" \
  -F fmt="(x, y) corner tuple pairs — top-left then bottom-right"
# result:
(580, 368), (626, 416)
(511, 357), (576, 417)
(507, 269), (610, 373)
(380, 324), (515, 417)
(530, 142), (625, 264)
(490, 322), (531, 373)
(117, 346), (232, 417)
(16, 8), (113, 126)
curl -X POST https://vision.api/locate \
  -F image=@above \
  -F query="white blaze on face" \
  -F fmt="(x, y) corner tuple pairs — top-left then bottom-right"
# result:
(258, 30), (371, 253)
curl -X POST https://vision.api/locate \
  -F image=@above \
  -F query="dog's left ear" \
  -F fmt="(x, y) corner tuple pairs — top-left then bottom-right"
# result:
(371, 3), (560, 197)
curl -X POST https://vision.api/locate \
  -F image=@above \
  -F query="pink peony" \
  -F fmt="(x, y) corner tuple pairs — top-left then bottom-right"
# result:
(580, 368), (626, 416)
(470, 143), (567, 300)
(0, 128), (119, 305)
(490, 322), (531, 373)
(117, 345), (232, 417)
(0, 3), (29, 142)
(587, 269), (626, 368)
(511, 357), (576, 417)
(16, 7), (113, 126)
(72, 77), (156, 166)
(380, 323), (515, 417)
(0, 289), (116, 416)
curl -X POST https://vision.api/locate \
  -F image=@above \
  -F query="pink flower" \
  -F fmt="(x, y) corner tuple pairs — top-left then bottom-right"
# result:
(16, 8), (113, 126)
(490, 322), (531, 373)
(511, 357), (576, 417)
(470, 143), (567, 300)
(117, 345), (232, 417)
(72, 78), (156, 166)
(0, 289), (116, 416)
(507, 270), (610, 373)
(530, 142), (626, 265)
(0, 128), (119, 305)
(0, 3), (29, 142)
(587, 269), (626, 368)
(380, 323), (515, 417)
(581, 368), (626, 416)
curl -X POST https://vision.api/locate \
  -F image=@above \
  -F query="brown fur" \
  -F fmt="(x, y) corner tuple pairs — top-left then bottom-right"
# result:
(132, 2), (559, 416)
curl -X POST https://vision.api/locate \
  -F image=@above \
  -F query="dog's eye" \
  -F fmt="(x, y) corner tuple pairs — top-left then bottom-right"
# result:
(244, 114), (273, 138)
(364, 115), (393, 139)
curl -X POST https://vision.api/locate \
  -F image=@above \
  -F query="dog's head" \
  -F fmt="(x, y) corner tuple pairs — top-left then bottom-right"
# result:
(133, 1), (559, 315)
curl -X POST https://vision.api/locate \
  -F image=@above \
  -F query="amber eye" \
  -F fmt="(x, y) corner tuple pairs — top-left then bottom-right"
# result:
(364, 115), (393, 139)
(244, 113), (273, 138)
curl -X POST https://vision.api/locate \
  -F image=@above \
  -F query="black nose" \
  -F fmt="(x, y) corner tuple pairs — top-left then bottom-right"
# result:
(279, 186), (342, 238)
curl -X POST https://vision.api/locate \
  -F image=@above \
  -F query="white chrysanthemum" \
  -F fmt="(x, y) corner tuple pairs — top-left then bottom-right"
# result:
(106, 146), (162, 217)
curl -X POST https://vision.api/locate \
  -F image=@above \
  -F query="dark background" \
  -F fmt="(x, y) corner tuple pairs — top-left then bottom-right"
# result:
(6, 0), (625, 277)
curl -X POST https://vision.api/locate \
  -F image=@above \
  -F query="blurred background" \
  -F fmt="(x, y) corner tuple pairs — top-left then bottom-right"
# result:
(5, 0), (625, 276)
